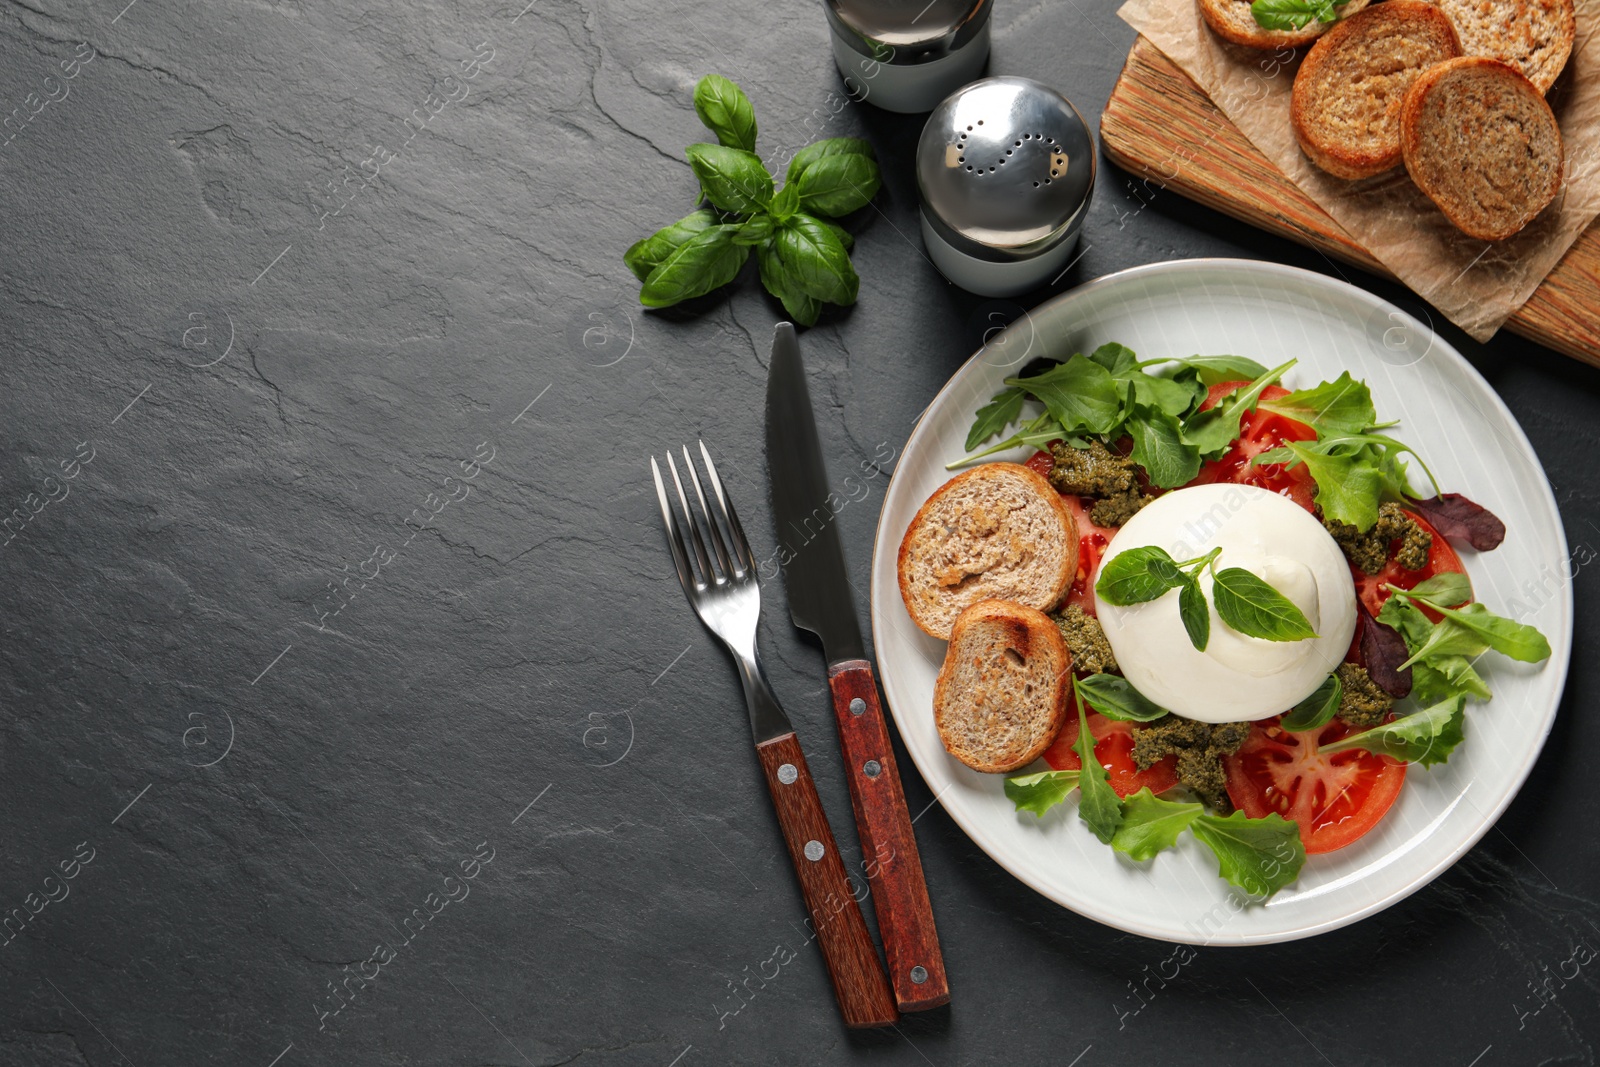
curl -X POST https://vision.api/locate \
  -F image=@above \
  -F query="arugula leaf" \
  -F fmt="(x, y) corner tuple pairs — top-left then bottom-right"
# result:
(1006, 355), (1124, 436)
(784, 137), (875, 186)
(775, 214), (859, 306)
(1152, 353), (1270, 385)
(1096, 546), (1183, 605)
(1273, 439), (1385, 530)
(965, 387), (1026, 451)
(1128, 405), (1202, 489)
(756, 241), (821, 326)
(685, 143), (774, 214)
(1389, 590), (1551, 663)
(946, 412), (1067, 469)
(793, 151), (880, 216)
(1378, 596), (1491, 705)
(1321, 696), (1466, 767)
(1404, 572), (1473, 607)
(1179, 574), (1210, 652)
(1111, 789), (1203, 862)
(1005, 769), (1080, 816)
(1181, 360), (1294, 458)
(1259, 372), (1375, 436)
(1190, 811), (1305, 898)
(1250, 0), (1345, 29)
(639, 225), (749, 307)
(1073, 674), (1168, 723)
(1212, 566), (1318, 641)
(1095, 344), (1198, 417)
(1280, 672), (1342, 732)
(624, 209), (718, 281)
(1073, 699), (1123, 844)
(692, 74), (758, 152)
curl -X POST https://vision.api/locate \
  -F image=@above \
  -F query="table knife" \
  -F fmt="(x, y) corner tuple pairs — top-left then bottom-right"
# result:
(764, 322), (951, 1012)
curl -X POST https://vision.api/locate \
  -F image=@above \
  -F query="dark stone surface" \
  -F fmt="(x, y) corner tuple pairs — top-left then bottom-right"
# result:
(1, 0), (1596, 1064)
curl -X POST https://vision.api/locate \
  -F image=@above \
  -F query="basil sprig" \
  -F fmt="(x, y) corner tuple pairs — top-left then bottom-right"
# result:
(1094, 545), (1317, 650)
(624, 75), (880, 325)
(1280, 672), (1342, 732)
(1250, 0), (1350, 29)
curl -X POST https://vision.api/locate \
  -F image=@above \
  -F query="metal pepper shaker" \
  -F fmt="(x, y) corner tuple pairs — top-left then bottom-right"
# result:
(823, 0), (992, 114)
(915, 76), (1096, 297)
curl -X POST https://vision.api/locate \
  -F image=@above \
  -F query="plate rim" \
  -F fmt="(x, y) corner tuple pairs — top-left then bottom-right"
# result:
(867, 256), (1574, 945)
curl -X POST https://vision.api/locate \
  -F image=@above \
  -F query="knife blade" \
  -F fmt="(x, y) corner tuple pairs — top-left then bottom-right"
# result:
(765, 322), (950, 1013)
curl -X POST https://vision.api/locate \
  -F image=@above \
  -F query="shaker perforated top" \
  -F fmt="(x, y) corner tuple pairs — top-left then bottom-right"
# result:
(915, 76), (1096, 261)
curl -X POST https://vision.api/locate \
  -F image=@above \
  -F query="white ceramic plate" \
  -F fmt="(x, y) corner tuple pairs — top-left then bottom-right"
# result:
(869, 259), (1572, 945)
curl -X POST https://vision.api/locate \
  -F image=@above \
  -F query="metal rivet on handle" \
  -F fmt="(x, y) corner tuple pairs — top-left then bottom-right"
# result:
(910, 966), (929, 984)
(804, 840), (825, 862)
(777, 763), (798, 784)
(849, 698), (865, 716)
(863, 759), (881, 778)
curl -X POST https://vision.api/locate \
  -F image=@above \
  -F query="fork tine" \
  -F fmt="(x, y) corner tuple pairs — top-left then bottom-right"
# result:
(699, 440), (756, 575)
(651, 456), (699, 595)
(667, 450), (717, 583)
(682, 444), (735, 579)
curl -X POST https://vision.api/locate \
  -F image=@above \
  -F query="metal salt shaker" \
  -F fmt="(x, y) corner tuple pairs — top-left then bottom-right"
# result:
(823, 0), (992, 114)
(915, 76), (1096, 297)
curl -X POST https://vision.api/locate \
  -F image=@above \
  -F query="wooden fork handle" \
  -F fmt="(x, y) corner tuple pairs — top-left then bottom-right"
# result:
(755, 731), (899, 1029)
(828, 659), (950, 1011)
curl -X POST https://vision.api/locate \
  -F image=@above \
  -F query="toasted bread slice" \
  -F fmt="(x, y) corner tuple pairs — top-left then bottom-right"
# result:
(1198, 0), (1372, 50)
(898, 462), (1078, 640)
(1430, 0), (1575, 94)
(933, 600), (1072, 773)
(1292, 1), (1462, 179)
(1401, 56), (1563, 240)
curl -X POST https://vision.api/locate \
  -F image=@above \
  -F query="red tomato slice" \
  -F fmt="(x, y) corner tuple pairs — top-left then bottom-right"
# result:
(1042, 690), (1179, 798)
(1025, 449), (1118, 615)
(1223, 717), (1406, 854)
(1353, 510), (1466, 620)
(1189, 382), (1319, 513)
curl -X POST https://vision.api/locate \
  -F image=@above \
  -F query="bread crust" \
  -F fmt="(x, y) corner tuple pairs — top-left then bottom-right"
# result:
(1400, 56), (1564, 240)
(933, 599), (1071, 774)
(896, 462), (1079, 640)
(1291, 1), (1462, 180)
(1198, 0), (1371, 50)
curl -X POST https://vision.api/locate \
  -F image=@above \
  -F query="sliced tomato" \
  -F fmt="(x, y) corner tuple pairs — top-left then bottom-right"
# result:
(1223, 716), (1406, 854)
(1042, 691), (1179, 798)
(1025, 449), (1118, 615)
(1189, 382), (1319, 513)
(1353, 510), (1467, 620)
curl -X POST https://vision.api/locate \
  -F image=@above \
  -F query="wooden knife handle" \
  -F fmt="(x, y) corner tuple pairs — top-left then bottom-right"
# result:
(755, 731), (898, 1029)
(827, 659), (950, 1012)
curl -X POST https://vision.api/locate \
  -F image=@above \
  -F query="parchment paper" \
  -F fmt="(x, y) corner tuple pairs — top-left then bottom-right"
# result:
(1118, 0), (1600, 341)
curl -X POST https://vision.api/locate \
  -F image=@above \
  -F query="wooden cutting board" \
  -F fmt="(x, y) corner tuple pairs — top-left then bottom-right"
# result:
(1100, 36), (1600, 368)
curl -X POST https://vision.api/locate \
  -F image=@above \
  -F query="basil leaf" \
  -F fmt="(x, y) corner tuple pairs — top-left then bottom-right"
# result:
(1111, 788), (1202, 862)
(1250, 0), (1326, 28)
(784, 136), (874, 186)
(623, 208), (718, 281)
(1424, 601), (1551, 663)
(768, 183), (800, 222)
(1162, 354), (1270, 385)
(775, 214), (859, 306)
(1005, 769), (1080, 816)
(1280, 672), (1342, 732)
(1073, 674), (1169, 723)
(1321, 695), (1466, 767)
(1128, 405), (1202, 489)
(793, 151), (880, 217)
(733, 214), (777, 246)
(755, 240), (821, 326)
(1212, 567), (1318, 642)
(1179, 574), (1210, 652)
(1402, 572), (1474, 607)
(693, 74), (758, 152)
(821, 219), (854, 250)
(1258, 372), (1376, 436)
(638, 225), (748, 308)
(685, 143), (774, 214)
(966, 387), (1026, 451)
(1189, 811), (1305, 899)
(1096, 546), (1183, 605)
(1073, 699), (1123, 844)
(1006, 354), (1124, 436)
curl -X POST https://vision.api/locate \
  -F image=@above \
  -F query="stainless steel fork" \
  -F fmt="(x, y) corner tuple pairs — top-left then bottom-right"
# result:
(651, 441), (897, 1029)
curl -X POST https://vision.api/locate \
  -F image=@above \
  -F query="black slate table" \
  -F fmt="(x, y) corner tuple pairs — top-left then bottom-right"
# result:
(3, 2), (1597, 1065)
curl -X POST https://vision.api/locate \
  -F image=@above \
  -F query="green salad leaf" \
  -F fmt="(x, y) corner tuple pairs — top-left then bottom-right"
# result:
(1004, 769), (1080, 817)
(965, 388), (1026, 452)
(1111, 789), (1203, 862)
(1280, 672), (1342, 732)
(1321, 695), (1466, 766)
(1005, 355), (1124, 436)
(1073, 699), (1124, 843)
(1190, 810), (1306, 898)
(1259, 370), (1374, 436)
